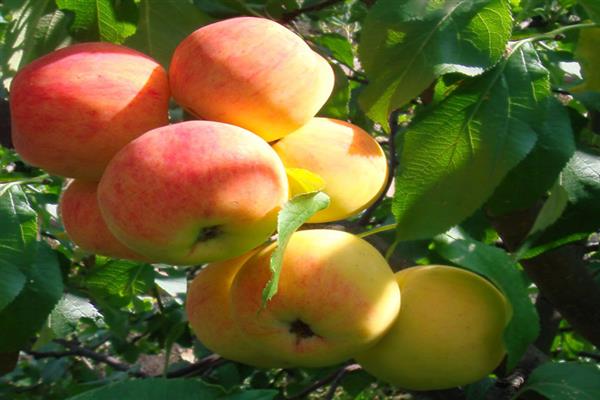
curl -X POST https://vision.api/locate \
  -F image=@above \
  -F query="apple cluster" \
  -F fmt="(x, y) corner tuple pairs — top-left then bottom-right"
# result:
(9, 16), (509, 391)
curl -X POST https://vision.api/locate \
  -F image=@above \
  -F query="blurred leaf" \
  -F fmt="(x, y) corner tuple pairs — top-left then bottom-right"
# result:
(0, 242), (64, 352)
(154, 269), (187, 303)
(1, 0), (71, 90)
(125, 0), (212, 67)
(285, 167), (326, 197)
(0, 184), (37, 261)
(528, 181), (569, 237)
(392, 43), (548, 241)
(574, 27), (600, 92)
(434, 235), (539, 370)
(49, 293), (103, 337)
(518, 362), (600, 399)
(580, 0), (600, 23)
(86, 260), (155, 307)
(56, 0), (137, 43)
(465, 377), (495, 400)
(0, 351), (19, 376)
(319, 63), (351, 120)
(66, 378), (225, 400)
(358, 0), (512, 128)
(312, 33), (353, 67)
(221, 390), (278, 400)
(0, 263), (25, 312)
(262, 191), (330, 305)
(487, 98), (575, 215)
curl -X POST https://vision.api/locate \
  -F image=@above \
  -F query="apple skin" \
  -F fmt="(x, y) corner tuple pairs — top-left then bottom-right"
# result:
(10, 42), (169, 181)
(230, 229), (401, 368)
(273, 118), (388, 223)
(186, 250), (287, 368)
(355, 265), (511, 391)
(97, 121), (289, 265)
(169, 17), (334, 142)
(59, 180), (146, 261)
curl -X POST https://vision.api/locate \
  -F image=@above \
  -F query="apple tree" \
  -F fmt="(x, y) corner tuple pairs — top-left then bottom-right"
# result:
(1, 0), (600, 399)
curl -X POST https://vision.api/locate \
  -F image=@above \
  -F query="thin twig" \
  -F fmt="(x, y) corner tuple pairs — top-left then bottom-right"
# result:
(286, 364), (361, 400)
(358, 110), (402, 226)
(280, 0), (345, 22)
(165, 354), (223, 378)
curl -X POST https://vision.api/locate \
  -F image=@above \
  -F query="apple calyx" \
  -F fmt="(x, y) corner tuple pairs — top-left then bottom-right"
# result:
(289, 319), (319, 343)
(197, 225), (222, 242)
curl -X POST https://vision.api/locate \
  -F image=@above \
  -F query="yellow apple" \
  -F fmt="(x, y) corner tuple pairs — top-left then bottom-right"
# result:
(272, 118), (388, 223)
(10, 42), (170, 181)
(186, 251), (287, 368)
(59, 180), (146, 261)
(355, 265), (511, 390)
(97, 121), (289, 265)
(230, 229), (401, 368)
(169, 17), (334, 142)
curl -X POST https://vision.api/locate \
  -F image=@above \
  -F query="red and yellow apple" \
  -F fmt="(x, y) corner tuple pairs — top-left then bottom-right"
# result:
(355, 265), (511, 390)
(273, 118), (388, 222)
(169, 17), (334, 142)
(59, 180), (145, 261)
(186, 251), (286, 367)
(97, 121), (289, 265)
(230, 229), (401, 367)
(10, 42), (169, 181)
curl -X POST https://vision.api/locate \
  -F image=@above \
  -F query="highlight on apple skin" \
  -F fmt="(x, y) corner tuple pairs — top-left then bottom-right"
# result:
(59, 180), (146, 261)
(230, 229), (401, 368)
(273, 118), (388, 223)
(97, 120), (289, 265)
(10, 42), (170, 181)
(355, 265), (511, 391)
(186, 250), (287, 368)
(169, 17), (334, 142)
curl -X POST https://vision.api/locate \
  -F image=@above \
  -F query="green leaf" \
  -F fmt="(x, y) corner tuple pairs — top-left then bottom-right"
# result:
(319, 63), (351, 120)
(125, 0), (212, 67)
(49, 293), (103, 337)
(580, 1), (600, 23)
(487, 97), (575, 215)
(56, 0), (138, 43)
(434, 235), (539, 370)
(221, 390), (278, 400)
(0, 263), (25, 312)
(261, 192), (330, 305)
(86, 260), (155, 307)
(532, 146), (600, 248)
(518, 362), (600, 400)
(358, 0), (512, 128)
(66, 378), (225, 400)
(312, 33), (354, 67)
(392, 43), (547, 241)
(528, 181), (569, 237)
(0, 242), (64, 352)
(0, 184), (37, 266)
(1, 0), (70, 97)
(574, 27), (600, 92)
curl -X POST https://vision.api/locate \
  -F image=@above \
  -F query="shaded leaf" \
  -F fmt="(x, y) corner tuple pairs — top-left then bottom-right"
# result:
(434, 235), (539, 370)
(56, 0), (138, 43)
(487, 98), (575, 215)
(392, 43), (547, 241)
(580, 1), (600, 24)
(49, 293), (103, 337)
(358, 0), (512, 128)
(574, 27), (600, 92)
(262, 192), (330, 304)
(86, 260), (155, 307)
(518, 362), (600, 400)
(319, 63), (351, 120)
(125, 0), (212, 67)
(0, 263), (25, 312)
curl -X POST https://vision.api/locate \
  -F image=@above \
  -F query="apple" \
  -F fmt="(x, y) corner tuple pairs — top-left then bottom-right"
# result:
(59, 180), (146, 261)
(230, 229), (401, 368)
(10, 42), (170, 181)
(355, 265), (511, 390)
(97, 121), (289, 265)
(169, 17), (334, 142)
(272, 118), (388, 222)
(186, 250), (287, 368)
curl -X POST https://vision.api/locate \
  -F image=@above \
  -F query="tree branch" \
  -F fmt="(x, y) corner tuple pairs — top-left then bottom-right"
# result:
(490, 209), (600, 348)
(165, 354), (223, 378)
(280, 0), (345, 23)
(27, 339), (147, 377)
(286, 363), (361, 400)
(358, 110), (401, 226)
